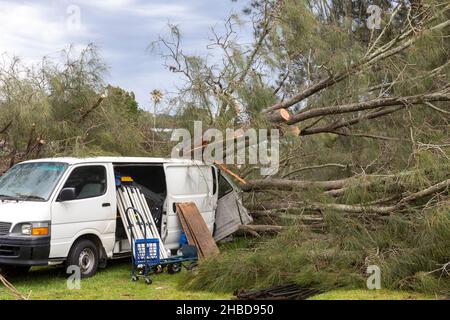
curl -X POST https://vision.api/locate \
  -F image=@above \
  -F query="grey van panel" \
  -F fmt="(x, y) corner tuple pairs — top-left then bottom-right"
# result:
(213, 172), (252, 241)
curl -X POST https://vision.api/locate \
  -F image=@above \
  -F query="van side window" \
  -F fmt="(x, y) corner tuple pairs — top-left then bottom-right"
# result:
(218, 173), (233, 199)
(63, 166), (107, 199)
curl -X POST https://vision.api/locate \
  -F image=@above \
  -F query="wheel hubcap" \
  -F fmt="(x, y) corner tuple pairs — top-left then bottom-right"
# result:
(79, 248), (95, 274)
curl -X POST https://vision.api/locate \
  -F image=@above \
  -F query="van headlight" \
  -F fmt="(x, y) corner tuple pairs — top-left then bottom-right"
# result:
(19, 222), (49, 236)
(21, 223), (32, 235)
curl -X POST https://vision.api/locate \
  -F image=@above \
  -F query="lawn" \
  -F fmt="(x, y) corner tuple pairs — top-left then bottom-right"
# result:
(0, 259), (232, 300)
(0, 259), (439, 300)
(308, 289), (438, 300)
(0, 236), (442, 300)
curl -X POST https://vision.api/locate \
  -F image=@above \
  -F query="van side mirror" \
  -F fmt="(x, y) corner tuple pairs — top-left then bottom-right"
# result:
(58, 188), (76, 202)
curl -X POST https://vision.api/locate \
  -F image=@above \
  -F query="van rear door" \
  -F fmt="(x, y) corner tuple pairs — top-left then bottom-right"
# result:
(213, 171), (252, 241)
(163, 163), (216, 249)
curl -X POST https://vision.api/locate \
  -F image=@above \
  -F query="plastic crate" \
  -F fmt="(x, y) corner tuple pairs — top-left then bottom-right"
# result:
(134, 238), (160, 265)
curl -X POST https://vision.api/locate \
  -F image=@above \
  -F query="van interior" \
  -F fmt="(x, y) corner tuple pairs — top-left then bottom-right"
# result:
(112, 163), (167, 255)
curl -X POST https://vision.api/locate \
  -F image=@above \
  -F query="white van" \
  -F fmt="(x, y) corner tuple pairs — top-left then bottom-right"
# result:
(0, 157), (251, 277)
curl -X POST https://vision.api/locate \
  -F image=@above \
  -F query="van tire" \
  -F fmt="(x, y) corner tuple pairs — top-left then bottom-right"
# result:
(67, 239), (99, 278)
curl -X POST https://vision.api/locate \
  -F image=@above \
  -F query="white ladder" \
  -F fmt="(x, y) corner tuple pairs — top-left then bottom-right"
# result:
(117, 185), (169, 259)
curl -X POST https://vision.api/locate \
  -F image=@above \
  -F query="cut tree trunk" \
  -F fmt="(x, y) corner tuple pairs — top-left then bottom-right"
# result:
(250, 210), (323, 221)
(249, 178), (450, 215)
(243, 174), (399, 193)
(242, 178), (350, 192)
(286, 91), (450, 125)
(287, 125), (301, 136)
(266, 109), (291, 123)
(238, 224), (285, 234)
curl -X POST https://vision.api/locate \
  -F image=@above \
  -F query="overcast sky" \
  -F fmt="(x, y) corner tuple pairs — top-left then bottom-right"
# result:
(0, 0), (250, 110)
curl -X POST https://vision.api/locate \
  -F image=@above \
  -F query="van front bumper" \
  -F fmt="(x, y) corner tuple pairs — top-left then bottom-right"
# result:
(0, 235), (50, 266)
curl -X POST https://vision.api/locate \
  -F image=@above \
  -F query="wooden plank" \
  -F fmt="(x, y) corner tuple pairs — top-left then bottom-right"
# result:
(177, 203), (206, 258)
(176, 202), (219, 259)
(185, 206), (217, 256)
(176, 204), (196, 245)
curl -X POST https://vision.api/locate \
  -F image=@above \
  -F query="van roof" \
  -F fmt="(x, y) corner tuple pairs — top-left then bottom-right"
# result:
(20, 156), (207, 166)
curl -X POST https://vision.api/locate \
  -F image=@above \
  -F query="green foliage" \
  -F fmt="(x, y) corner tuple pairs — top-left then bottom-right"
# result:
(183, 204), (450, 295)
(0, 45), (158, 167)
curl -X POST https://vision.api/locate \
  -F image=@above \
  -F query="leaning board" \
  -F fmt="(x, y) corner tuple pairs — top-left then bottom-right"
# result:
(176, 202), (219, 259)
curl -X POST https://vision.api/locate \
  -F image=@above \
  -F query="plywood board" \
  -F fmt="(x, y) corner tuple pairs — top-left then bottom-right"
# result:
(176, 202), (219, 259)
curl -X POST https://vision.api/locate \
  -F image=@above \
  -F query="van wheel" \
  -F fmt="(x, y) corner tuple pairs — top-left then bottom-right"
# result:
(0, 265), (31, 278)
(67, 239), (99, 278)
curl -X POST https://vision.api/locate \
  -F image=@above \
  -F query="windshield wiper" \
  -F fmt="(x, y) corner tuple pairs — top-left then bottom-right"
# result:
(0, 194), (19, 201)
(14, 194), (46, 201)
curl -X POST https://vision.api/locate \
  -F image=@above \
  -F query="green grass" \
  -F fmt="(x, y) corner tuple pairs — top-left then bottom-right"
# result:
(1, 260), (444, 300)
(0, 260), (232, 300)
(308, 289), (439, 300)
(1, 236), (447, 300)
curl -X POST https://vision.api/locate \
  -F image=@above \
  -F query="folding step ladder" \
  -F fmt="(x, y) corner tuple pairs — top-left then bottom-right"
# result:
(116, 185), (169, 259)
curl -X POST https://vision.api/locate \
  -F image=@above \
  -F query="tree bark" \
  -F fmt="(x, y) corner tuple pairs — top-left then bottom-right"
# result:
(238, 224), (285, 234)
(242, 177), (353, 192)
(286, 91), (450, 125)
(80, 95), (106, 121)
(249, 178), (450, 215)
(266, 109), (291, 123)
(299, 106), (405, 136)
(250, 210), (323, 221)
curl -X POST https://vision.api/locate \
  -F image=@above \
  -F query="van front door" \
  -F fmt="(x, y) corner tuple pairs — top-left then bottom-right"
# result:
(213, 172), (252, 241)
(50, 164), (116, 259)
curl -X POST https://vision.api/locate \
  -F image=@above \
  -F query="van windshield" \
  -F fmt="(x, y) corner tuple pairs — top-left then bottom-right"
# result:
(0, 162), (68, 201)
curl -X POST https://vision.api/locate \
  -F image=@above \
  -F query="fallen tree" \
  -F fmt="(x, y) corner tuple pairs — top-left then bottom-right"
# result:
(241, 174), (398, 192)
(152, 0), (450, 295)
(286, 91), (450, 126)
(238, 224), (285, 235)
(247, 178), (450, 215)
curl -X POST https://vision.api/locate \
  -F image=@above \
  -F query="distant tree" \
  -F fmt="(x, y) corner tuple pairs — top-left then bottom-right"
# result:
(0, 44), (152, 168)
(106, 85), (139, 115)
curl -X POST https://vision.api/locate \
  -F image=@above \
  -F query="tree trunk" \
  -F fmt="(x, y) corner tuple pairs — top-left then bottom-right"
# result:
(242, 178), (350, 191)
(238, 224), (285, 234)
(265, 109), (292, 123)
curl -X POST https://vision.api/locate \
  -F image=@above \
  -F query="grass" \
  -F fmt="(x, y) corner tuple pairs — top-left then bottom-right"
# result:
(0, 259), (444, 300)
(308, 289), (438, 300)
(183, 207), (450, 296)
(0, 260), (232, 300)
(1, 236), (447, 300)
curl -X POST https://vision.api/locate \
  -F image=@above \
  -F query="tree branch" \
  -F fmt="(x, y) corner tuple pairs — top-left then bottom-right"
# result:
(287, 91), (450, 125)
(263, 18), (450, 115)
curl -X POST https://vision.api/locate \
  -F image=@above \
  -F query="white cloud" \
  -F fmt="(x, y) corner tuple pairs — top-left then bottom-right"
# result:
(0, 0), (248, 107)
(0, 1), (89, 60)
(75, 0), (194, 19)
(74, 0), (137, 11)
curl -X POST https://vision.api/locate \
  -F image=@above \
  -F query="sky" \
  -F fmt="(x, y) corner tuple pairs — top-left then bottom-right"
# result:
(0, 0), (250, 110)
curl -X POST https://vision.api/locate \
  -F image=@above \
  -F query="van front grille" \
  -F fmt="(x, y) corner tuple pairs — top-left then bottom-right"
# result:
(0, 222), (12, 235)
(0, 245), (18, 257)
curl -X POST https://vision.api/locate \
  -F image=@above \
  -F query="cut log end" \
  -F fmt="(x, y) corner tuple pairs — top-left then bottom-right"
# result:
(287, 125), (300, 136)
(266, 109), (291, 123)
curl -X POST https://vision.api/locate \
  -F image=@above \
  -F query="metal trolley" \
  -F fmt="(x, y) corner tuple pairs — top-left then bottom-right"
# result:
(124, 207), (198, 285)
